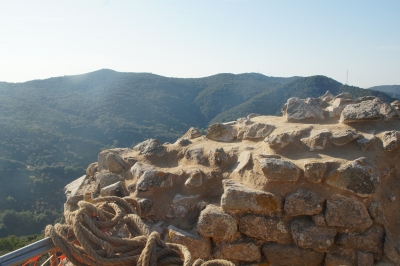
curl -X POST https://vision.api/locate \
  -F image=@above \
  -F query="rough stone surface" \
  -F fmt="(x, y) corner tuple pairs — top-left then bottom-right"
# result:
(221, 180), (282, 215)
(304, 161), (327, 183)
(64, 175), (87, 204)
(325, 194), (373, 231)
(262, 243), (325, 266)
(325, 253), (353, 266)
(197, 205), (237, 241)
(213, 241), (261, 262)
(134, 139), (166, 157)
(208, 148), (229, 166)
(184, 170), (203, 188)
(329, 129), (360, 146)
(98, 148), (132, 171)
(100, 181), (122, 197)
(185, 148), (206, 164)
(130, 162), (154, 180)
(312, 214), (327, 226)
(182, 127), (202, 139)
(301, 130), (330, 151)
(237, 122), (275, 140)
(290, 218), (336, 251)
(357, 251), (374, 266)
(95, 170), (122, 191)
(283, 97), (324, 121)
(284, 189), (325, 216)
(233, 151), (252, 172)
(258, 158), (300, 182)
(326, 157), (380, 197)
(239, 215), (292, 244)
(319, 90), (335, 103)
(166, 225), (211, 259)
(357, 133), (376, 150)
(340, 98), (396, 123)
(206, 123), (236, 142)
(368, 201), (387, 225)
(168, 194), (201, 218)
(327, 98), (354, 118)
(136, 170), (173, 191)
(264, 132), (295, 150)
(137, 198), (153, 217)
(382, 131), (398, 151)
(336, 224), (384, 254)
(384, 235), (400, 265)
(106, 152), (127, 173)
(86, 162), (98, 176)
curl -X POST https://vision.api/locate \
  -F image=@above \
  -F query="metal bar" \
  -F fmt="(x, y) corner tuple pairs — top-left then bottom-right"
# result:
(0, 238), (53, 264)
(0, 236), (75, 266)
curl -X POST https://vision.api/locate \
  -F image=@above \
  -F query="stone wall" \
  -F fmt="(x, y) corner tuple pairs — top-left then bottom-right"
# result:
(64, 92), (400, 265)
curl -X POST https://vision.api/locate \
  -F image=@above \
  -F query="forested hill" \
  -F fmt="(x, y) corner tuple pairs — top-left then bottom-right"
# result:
(0, 69), (394, 238)
(368, 85), (400, 99)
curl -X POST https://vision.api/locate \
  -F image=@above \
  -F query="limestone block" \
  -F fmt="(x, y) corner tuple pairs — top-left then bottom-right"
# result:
(357, 251), (374, 266)
(136, 170), (173, 191)
(64, 175), (86, 204)
(100, 181), (122, 197)
(130, 162), (154, 180)
(137, 198), (153, 217)
(213, 241), (261, 262)
(206, 123), (237, 142)
(233, 151), (251, 172)
(86, 162), (98, 176)
(208, 148), (228, 166)
(181, 127), (202, 139)
(329, 129), (360, 146)
(239, 215), (292, 244)
(325, 194), (372, 231)
(262, 243), (325, 266)
(237, 122), (275, 140)
(357, 133), (376, 150)
(185, 147), (206, 164)
(324, 253), (353, 266)
(221, 180), (282, 215)
(98, 148), (132, 170)
(326, 157), (380, 197)
(264, 132), (295, 150)
(384, 235), (400, 265)
(106, 152), (127, 173)
(304, 161), (327, 183)
(168, 194), (201, 218)
(184, 170), (203, 188)
(197, 205), (237, 241)
(134, 139), (166, 157)
(368, 201), (387, 225)
(284, 189), (325, 216)
(95, 170), (122, 191)
(301, 130), (330, 151)
(382, 131), (398, 151)
(283, 97), (324, 121)
(312, 214), (327, 227)
(340, 98), (396, 123)
(258, 158), (300, 182)
(336, 224), (384, 254)
(166, 225), (211, 259)
(290, 218), (336, 251)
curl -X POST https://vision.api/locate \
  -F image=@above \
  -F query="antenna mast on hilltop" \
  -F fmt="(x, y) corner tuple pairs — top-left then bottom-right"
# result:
(346, 70), (348, 85)
(394, 87), (396, 98)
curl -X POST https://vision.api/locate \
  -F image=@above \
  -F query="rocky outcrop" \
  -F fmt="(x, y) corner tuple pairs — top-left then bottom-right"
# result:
(62, 91), (400, 264)
(340, 98), (396, 123)
(258, 158), (300, 182)
(221, 180), (282, 215)
(283, 97), (324, 122)
(325, 194), (373, 230)
(206, 123), (236, 142)
(327, 157), (380, 197)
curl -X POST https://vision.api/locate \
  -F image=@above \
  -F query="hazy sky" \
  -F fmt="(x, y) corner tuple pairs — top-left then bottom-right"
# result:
(0, 0), (399, 88)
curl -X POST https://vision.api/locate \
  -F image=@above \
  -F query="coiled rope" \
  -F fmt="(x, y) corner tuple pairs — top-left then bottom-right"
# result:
(45, 196), (234, 266)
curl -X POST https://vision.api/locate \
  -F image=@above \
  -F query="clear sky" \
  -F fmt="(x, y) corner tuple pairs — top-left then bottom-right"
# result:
(0, 0), (399, 88)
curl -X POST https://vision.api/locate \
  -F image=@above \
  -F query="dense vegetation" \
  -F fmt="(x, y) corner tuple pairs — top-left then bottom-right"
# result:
(0, 69), (394, 241)
(368, 85), (400, 99)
